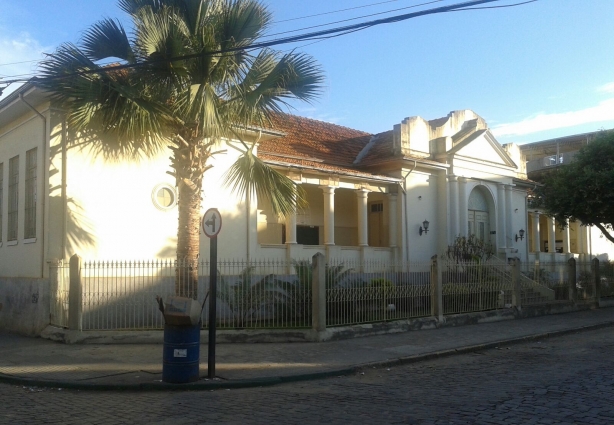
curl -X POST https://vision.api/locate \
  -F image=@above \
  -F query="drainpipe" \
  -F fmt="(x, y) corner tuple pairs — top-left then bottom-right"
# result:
(61, 118), (68, 260)
(246, 131), (263, 264)
(246, 190), (251, 264)
(524, 193), (529, 261)
(19, 94), (47, 278)
(400, 160), (418, 266)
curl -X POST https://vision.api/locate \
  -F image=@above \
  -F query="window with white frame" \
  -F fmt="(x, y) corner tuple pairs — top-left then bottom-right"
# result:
(25, 148), (37, 239)
(8, 156), (18, 241)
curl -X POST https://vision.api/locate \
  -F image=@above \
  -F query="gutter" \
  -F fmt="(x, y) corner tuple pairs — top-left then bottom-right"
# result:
(61, 118), (68, 260)
(263, 159), (401, 184)
(400, 160), (418, 266)
(19, 93), (47, 278)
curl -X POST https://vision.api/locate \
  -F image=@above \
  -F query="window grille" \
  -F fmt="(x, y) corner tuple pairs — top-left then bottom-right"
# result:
(371, 203), (383, 213)
(8, 156), (18, 241)
(25, 148), (37, 239)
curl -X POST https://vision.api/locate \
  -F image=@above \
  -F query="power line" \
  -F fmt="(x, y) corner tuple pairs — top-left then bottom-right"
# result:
(0, 59), (40, 67)
(449, 0), (537, 10)
(261, 0), (444, 40)
(0, 0), (535, 86)
(275, 0), (408, 23)
(0, 0), (427, 70)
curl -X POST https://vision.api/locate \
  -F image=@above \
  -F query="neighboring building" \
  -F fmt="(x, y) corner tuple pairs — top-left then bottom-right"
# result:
(0, 84), (533, 283)
(520, 130), (614, 262)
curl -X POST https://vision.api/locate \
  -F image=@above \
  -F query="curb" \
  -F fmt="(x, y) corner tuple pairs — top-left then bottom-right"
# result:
(2, 321), (612, 392)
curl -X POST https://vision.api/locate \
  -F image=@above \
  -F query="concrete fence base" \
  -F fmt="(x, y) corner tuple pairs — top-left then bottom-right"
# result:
(0, 278), (50, 336)
(40, 301), (599, 344)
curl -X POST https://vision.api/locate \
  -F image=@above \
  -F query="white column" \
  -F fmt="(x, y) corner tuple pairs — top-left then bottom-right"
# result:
(505, 185), (514, 248)
(448, 175), (459, 240)
(458, 177), (468, 237)
(547, 216), (556, 254)
(356, 188), (369, 247)
(285, 208), (297, 244)
(285, 203), (298, 273)
(387, 193), (398, 248)
(578, 224), (587, 254)
(561, 221), (570, 254)
(320, 186), (335, 246)
(497, 183), (507, 248)
(531, 212), (541, 252)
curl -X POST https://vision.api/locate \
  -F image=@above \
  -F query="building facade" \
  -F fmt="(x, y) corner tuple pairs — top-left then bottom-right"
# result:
(0, 85), (533, 281)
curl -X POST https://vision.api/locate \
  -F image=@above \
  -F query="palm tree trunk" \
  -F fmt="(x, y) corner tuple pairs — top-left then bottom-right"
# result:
(173, 131), (210, 299)
(176, 181), (201, 299)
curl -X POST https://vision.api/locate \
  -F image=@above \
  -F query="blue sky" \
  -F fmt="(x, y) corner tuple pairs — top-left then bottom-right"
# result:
(1, 0), (613, 144)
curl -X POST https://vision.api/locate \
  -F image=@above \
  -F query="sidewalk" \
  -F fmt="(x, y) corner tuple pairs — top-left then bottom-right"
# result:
(1, 308), (613, 391)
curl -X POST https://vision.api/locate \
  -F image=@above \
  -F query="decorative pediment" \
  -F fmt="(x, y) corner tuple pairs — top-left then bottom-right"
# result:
(448, 130), (517, 168)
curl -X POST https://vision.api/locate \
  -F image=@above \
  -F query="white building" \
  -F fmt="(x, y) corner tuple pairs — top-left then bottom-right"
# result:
(0, 85), (537, 282)
(521, 131), (614, 262)
(0, 85), (537, 283)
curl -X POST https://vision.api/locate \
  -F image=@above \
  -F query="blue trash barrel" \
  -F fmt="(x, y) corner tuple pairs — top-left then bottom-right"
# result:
(162, 323), (201, 383)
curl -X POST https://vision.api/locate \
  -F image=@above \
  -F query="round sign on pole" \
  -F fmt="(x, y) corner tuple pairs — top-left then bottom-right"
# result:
(202, 208), (222, 238)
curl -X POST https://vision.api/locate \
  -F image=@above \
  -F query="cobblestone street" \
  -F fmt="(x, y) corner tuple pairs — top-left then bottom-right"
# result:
(2, 327), (613, 425)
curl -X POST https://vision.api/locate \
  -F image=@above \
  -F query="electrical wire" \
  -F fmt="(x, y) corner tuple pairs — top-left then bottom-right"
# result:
(0, 0), (536, 86)
(449, 0), (537, 9)
(0, 0), (432, 70)
(261, 0), (444, 39)
(275, 0), (406, 23)
(0, 59), (40, 68)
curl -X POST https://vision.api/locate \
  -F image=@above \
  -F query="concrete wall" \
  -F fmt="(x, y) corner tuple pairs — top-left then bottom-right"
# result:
(0, 277), (50, 335)
(405, 169), (440, 262)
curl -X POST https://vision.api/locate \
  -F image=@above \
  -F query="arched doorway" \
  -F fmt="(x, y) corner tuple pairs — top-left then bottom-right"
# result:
(468, 187), (491, 243)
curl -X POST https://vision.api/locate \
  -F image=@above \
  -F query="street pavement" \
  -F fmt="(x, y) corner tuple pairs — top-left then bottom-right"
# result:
(1, 323), (613, 424)
(0, 308), (613, 391)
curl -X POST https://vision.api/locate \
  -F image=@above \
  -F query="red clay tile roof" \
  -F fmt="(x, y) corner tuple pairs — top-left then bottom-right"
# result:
(257, 114), (407, 180)
(354, 130), (396, 166)
(259, 114), (372, 168)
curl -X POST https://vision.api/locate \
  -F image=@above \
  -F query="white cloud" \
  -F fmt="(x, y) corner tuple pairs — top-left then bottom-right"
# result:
(491, 99), (614, 137)
(0, 32), (48, 100)
(598, 82), (614, 94)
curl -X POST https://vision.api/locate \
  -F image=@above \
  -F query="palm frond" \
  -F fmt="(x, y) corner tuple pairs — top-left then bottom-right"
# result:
(118, 0), (168, 15)
(217, 0), (272, 49)
(37, 43), (172, 159)
(224, 150), (306, 216)
(81, 18), (136, 63)
(227, 49), (324, 127)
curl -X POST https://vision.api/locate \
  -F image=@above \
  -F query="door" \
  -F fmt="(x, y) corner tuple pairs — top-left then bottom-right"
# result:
(368, 202), (384, 247)
(468, 210), (490, 242)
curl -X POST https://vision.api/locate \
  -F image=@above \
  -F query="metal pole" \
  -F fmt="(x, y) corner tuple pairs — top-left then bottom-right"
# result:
(208, 236), (217, 379)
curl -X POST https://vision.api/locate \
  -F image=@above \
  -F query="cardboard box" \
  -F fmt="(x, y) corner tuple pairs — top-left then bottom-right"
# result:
(162, 296), (202, 326)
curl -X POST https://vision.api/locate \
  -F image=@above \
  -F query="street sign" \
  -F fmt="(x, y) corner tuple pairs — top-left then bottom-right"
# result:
(202, 208), (222, 238)
(201, 207), (222, 379)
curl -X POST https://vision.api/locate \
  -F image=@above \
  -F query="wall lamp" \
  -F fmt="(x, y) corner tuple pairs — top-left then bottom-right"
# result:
(515, 229), (525, 242)
(419, 220), (430, 236)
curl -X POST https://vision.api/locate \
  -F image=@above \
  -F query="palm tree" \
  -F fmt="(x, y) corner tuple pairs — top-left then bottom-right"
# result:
(37, 0), (323, 298)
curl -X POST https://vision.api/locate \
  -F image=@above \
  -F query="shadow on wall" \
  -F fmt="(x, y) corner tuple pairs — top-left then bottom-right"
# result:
(48, 144), (98, 256)
(157, 237), (178, 258)
(66, 127), (158, 163)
